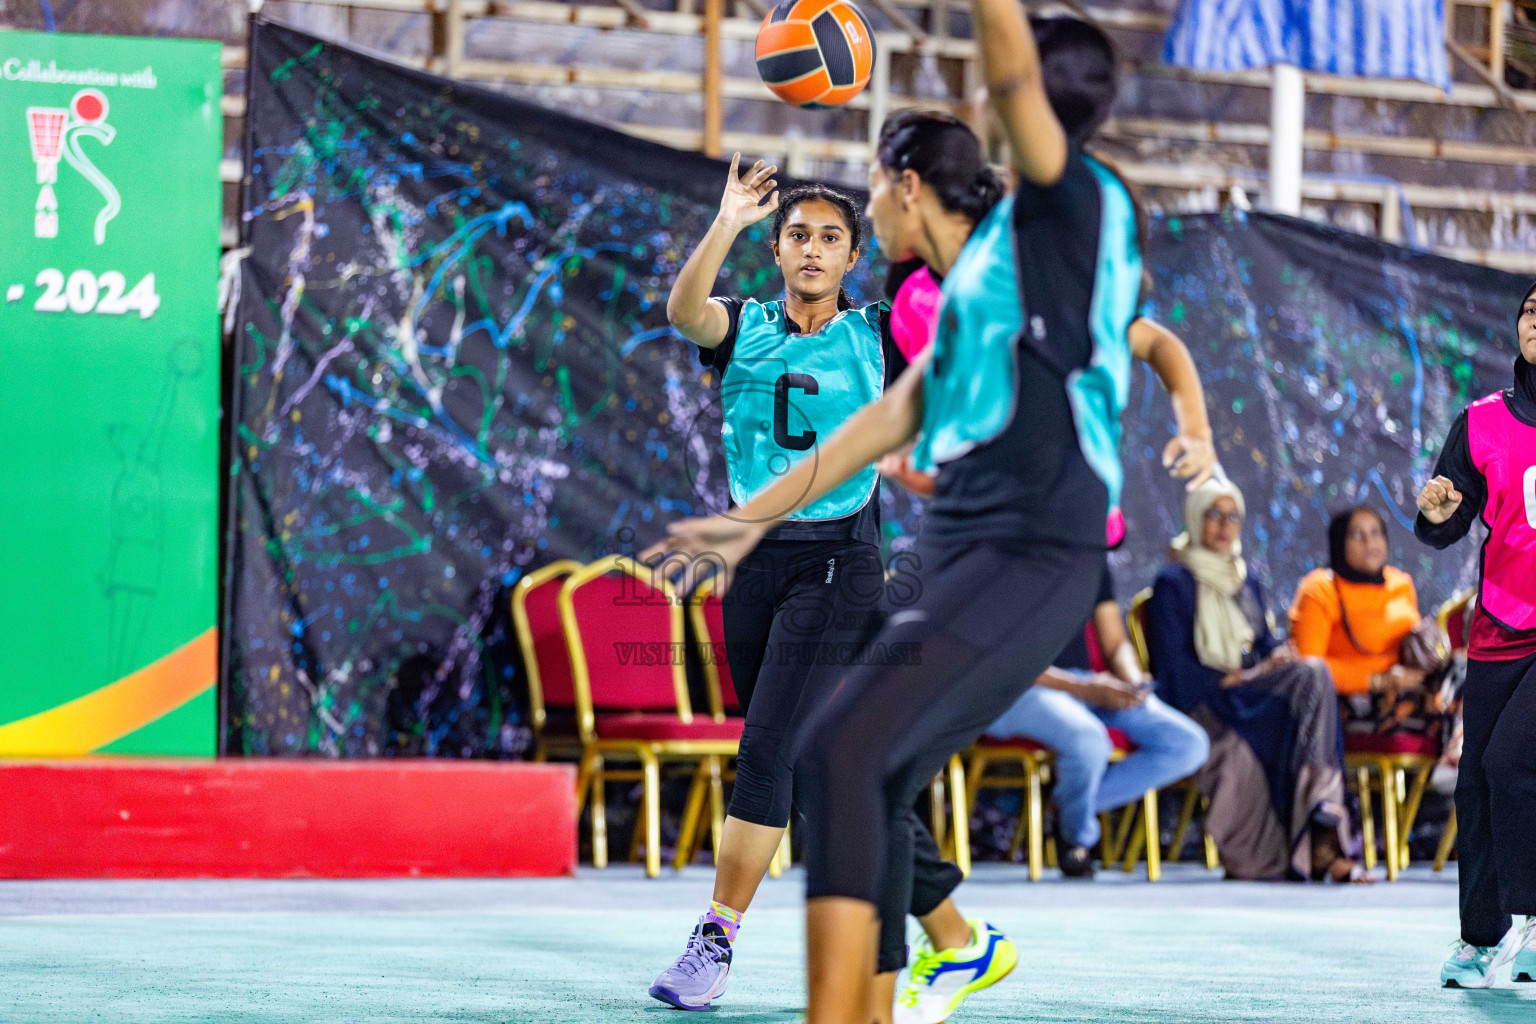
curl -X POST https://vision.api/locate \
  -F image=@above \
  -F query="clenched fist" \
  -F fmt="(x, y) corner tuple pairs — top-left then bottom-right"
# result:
(1416, 475), (1463, 524)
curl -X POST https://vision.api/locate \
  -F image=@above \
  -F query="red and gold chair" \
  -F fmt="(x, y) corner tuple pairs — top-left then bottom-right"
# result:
(960, 587), (1165, 882)
(1126, 587), (1221, 871)
(927, 753), (972, 878)
(962, 737), (1052, 881)
(1441, 589), (1476, 653)
(962, 730), (1160, 881)
(1433, 588), (1476, 873)
(1345, 734), (1439, 881)
(510, 560), (585, 762)
(672, 577), (785, 874)
(1344, 589), (1472, 880)
(562, 555), (743, 877)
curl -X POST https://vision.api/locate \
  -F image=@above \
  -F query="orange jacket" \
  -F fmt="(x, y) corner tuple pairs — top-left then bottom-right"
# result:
(1288, 566), (1421, 695)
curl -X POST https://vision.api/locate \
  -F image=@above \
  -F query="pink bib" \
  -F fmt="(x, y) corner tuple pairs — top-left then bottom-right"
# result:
(889, 263), (1126, 547)
(890, 265), (941, 360)
(1467, 391), (1536, 632)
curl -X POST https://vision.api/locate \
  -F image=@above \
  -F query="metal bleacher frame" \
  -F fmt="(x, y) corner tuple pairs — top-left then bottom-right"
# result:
(222, 0), (1536, 272)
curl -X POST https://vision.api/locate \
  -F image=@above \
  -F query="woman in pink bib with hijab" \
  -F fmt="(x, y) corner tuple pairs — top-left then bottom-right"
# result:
(1418, 280), (1536, 988)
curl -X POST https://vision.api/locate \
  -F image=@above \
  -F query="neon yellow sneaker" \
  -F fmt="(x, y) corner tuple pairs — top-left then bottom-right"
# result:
(893, 919), (1017, 1024)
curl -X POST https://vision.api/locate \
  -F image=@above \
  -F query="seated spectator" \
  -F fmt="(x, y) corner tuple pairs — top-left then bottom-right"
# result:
(986, 561), (1209, 878)
(1146, 477), (1368, 882)
(1289, 506), (1441, 741)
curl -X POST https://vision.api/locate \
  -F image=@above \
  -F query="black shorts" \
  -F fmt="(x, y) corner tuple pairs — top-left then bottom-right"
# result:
(797, 535), (1103, 968)
(720, 537), (886, 828)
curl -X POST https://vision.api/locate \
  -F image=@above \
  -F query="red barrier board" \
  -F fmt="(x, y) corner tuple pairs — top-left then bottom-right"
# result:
(0, 758), (576, 878)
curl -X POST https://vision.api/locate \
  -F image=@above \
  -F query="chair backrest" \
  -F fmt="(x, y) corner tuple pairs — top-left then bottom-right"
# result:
(688, 578), (740, 719)
(1437, 588), (1478, 654)
(1084, 621), (1109, 673)
(510, 559), (582, 737)
(1126, 588), (1153, 672)
(561, 555), (690, 741)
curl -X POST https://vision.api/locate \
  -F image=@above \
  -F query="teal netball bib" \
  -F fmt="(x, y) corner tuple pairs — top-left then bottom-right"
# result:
(912, 158), (1139, 512)
(1070, 157), (1140, 513)
(719, 299), (884, 521)
(911, 195), (1022, 472)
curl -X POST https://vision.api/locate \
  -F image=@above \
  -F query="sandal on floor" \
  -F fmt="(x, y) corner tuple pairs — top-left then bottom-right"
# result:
(1322, 857), (1374, 884)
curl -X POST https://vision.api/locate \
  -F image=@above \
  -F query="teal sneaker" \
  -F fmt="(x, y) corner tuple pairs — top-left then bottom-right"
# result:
(1513, 919), (1536, 983)
(1441, 933), (1518, 989)
(893, 919), (1017, 1024)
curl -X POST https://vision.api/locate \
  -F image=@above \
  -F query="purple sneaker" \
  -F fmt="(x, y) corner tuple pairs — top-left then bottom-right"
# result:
(648, 917), (733, 1010)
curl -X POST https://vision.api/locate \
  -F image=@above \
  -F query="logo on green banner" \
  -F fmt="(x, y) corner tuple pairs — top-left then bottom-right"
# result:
(0, 32), (223, 756)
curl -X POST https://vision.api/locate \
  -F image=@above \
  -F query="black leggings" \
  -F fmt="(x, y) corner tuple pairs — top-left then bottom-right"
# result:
(723, 537), (965, 972)
(798, 537), (1102, 969)
(1457, 650), (1536, 946)
(722, 538), (886, 828)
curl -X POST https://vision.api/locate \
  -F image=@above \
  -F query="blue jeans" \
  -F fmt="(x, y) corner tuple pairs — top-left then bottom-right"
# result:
(986, 686), (1210, 848)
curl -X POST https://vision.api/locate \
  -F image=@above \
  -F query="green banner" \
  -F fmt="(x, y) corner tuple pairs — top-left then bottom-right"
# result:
(0, 32), (222, 756)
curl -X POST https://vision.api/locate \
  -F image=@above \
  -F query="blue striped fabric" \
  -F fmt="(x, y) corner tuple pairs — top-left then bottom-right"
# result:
(1163, 0), (1450, 89)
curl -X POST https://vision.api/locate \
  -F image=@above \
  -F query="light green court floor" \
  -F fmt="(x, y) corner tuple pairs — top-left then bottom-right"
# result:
(1, 863), (1531, 1023)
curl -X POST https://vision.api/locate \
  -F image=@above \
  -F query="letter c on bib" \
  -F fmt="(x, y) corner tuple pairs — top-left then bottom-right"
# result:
(774, 372), (818, 451)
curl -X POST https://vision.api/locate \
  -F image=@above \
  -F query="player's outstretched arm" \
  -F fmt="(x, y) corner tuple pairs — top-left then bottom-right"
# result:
(969, 0), (1067, 186)
(1129, 317), (1216, 490)
(643, 350), (930, 591)
(667, 153), (779, 348)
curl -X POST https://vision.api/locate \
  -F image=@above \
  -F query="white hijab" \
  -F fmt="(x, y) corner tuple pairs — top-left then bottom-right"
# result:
(1170, 476), (1255, 673)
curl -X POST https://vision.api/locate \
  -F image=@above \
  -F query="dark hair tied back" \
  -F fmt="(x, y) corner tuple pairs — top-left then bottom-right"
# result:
(875, 110), (1005, 224)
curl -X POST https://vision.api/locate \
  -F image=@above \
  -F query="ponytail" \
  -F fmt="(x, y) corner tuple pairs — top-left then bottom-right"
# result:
(875, 110), (1005, 224)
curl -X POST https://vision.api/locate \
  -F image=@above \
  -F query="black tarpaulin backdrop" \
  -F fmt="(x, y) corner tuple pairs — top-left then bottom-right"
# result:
(225, 20), (1525, 757)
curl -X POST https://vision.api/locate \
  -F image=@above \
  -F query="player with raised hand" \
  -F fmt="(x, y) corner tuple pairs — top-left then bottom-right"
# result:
(647, 153), (915, 1011)
(1419, 281), (1536, 990)
(647, 6), (1171, 1021)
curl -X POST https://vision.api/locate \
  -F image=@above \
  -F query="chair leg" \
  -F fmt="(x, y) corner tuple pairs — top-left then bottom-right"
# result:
(575, 751), (595, 817)
(673, 762), (710, 871)
(1110, 806), (1137, 866)
(638, 749), (662, 878)
(590, 755), (609, 870)
(948, 754), (971, 879)
(929, 774), (949, 859)
(1356, 764), (1376, 872)
(1045, 836), (1059, 870)
(1201, 796), (1220, 870)
(1008, 809), (1030, 864)
(1027, 760), (1045, 882)
(628, 805), (647, 864)
(1167, 781), (1199, 863)
(1120, 807), (1144, 875)
(1382, 760), (1400, 882)
(1399, 763), (1431, 871)
(964, 754), (987, 804)
(1099, 812), (1119, 864)
(1142, 789), (1161, 881)
(1433, 806), (1458, 873)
